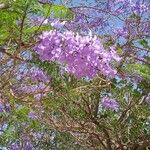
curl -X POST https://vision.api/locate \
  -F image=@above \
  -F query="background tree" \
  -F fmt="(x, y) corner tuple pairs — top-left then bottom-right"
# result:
(0, 0), (150, 149)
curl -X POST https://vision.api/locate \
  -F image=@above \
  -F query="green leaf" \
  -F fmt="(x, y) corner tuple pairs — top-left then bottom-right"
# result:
(0, 28), (9, 43)
(139, 39), (148, 47)
(42, 4), (74, 20)
(125, 64), (150, 79)
(24, 25), (52, 34)
(1, 124), (18, 142)
(15, 106), (30, 121)
(116, 43), (123, 55)
(29, 120), (41, 131)
(0, 10), (20, 41)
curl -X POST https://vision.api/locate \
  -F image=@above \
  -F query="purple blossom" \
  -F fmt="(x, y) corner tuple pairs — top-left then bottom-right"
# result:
(34, 18), (48, 25)
(21, 135), (34, 150)
(0, 102), (5, 112)
(11, 70), (50, 100)
(131, 2), (148, 14)
(5, 103), (11, 112)
(28, 15), (49, 25)
(14, 82), (49, 95)
(89, 17), (105, 30)
(113, 27), (128, 38)
(10, 143), (20, 150)
(29, 68), (50, 83)
(101, 97), (119, 111)
(110, 47), (122, 62)
(34, 30), (121, 78)
(51, 19), (66, 28)
(28, 112), (38, 120)
(145, 93), (150, 104)
(65, 14), (89, 32)
(23, 143), (33, 150)
(34, 93), (42, 100)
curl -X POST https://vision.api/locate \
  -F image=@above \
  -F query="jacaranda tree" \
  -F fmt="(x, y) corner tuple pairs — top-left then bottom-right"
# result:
(0, 0), (150, 149)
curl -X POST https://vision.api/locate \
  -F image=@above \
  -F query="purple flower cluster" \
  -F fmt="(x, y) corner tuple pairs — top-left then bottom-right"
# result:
(145, 93), (150, 104)
(113, 0), (149, 15)
(22, 135), (34, 150)
(113, 27), (128, 38)
(10, 142), (33, 150)
(28, 112), (38, 120)
(50, 19), (66, 28)
(12, 68), (50, 100)
(130, 1), (149, 14)
(101, 97), (119, 111)
(24, 143), (33, 150)
(0, 96), (10, 113)
(0, 102), (10, 113)
(10, 143), (20, 150)
(13, 82), (49, 96)
(0, 102), (5, 112)
(34, 30), (121, 78)
(19, 82), (48, 94)
(29, 15), (66, 28)
(28, 68), (50, 83)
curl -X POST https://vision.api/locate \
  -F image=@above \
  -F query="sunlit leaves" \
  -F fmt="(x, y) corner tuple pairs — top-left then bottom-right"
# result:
(126, 64), (150, 80)
(42, 4), (74, 20)
(139, 39), (148, 47)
